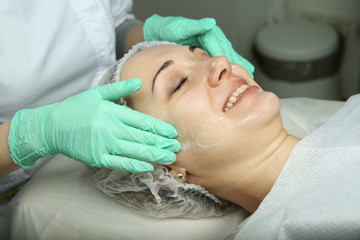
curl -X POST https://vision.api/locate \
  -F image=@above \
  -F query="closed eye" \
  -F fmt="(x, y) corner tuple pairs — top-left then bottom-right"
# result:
(173, 77), (188, 93)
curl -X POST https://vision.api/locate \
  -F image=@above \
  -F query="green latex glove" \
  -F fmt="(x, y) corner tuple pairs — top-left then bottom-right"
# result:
(144, 14), (216, 47)
(9, 78), (180, 173)
(198, 26), (255, 77)
(144, 14), (254, 77)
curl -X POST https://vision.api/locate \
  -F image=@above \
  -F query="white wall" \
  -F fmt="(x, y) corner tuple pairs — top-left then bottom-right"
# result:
(133, 0), (360, 99)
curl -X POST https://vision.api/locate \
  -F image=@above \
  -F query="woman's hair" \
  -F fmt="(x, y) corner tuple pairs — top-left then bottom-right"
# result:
(86, 41), (239, 218)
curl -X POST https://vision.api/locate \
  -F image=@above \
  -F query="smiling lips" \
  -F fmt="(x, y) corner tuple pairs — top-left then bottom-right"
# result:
(224, 84), (250, 111)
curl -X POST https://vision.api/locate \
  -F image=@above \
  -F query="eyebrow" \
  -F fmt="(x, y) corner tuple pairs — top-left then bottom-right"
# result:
(152, 60), (174, 93)
(151, 46), (196, 93)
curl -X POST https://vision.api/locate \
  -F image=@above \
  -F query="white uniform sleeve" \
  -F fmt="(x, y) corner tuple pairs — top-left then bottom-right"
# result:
(1, 0), (127, 193)
(108, 0), (136, 28)
(102, 0), (142, 57)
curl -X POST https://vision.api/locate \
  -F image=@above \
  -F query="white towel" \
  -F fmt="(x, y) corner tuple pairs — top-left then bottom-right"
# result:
(235, 94), (360, 240)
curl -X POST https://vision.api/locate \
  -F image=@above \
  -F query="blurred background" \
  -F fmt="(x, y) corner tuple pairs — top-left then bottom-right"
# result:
(133, 0), (360, 100)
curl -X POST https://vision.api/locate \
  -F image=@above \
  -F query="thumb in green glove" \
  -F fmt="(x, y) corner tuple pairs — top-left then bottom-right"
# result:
(9, 78), (181, 173)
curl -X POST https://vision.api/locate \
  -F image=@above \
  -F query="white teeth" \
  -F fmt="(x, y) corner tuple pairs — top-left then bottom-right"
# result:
(237, 84), (249, 92)
(232, 91), (240, 98)
(224, 84), (250, 111)
(229, 96), (237, 103)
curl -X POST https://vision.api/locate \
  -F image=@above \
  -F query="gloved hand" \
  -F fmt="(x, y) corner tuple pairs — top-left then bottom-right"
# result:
(9, 78), (180, 173)
(198, 26), (255, 77)
(143, 14), (216, 47)
(143, 14), (254, 77)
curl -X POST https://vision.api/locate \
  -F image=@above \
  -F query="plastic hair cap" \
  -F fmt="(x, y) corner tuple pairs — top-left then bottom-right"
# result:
(88, 41), (239, 218)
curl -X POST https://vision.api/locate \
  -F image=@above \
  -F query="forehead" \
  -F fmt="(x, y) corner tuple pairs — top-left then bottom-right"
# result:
(120, 44), (182, 83)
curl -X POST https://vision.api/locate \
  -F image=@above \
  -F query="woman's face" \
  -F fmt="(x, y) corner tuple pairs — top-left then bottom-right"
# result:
(120, 44), (282, 187)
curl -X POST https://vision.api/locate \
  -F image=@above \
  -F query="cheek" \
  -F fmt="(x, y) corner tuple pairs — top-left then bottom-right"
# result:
(231, 63), (258, 86)
(166, 102), (229, 172)
(166, 92), (225, 149)
(169, 91), (281, 170)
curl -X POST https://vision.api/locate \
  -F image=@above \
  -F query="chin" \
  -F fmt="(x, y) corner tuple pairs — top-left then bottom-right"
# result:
(235, 89), (280, 120)
(239, 90), (281, 129)
(256, 90), (280, 113)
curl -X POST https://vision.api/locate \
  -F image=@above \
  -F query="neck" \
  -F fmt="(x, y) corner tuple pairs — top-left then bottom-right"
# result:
(213, 130), (300, 213)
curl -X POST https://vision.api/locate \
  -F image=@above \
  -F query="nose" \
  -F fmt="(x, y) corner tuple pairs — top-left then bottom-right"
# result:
(207, 56), (231, 87)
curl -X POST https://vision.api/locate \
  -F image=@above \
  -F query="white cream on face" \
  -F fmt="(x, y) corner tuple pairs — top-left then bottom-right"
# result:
(123, 45), (281, 167)
(180, 140), (213, 151)
(178, 122), (226, 153)
(179, 136), (225, 153)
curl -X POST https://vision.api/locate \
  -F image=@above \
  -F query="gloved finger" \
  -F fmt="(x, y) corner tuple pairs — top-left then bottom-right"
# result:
(97, 78), (142, 101)
(109, 140), (177, 164)
(230, 54), (255, 77)
(101, 154), (154, 173)
(199, 26), (255, 76)
(198, 26), (230, 55)
(111, 124), (181, 152)
(115, 106), (178, 139)
(176, 17), (216, 39)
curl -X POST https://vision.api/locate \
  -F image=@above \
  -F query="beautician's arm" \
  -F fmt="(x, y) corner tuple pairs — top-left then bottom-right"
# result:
(0, 122), (20, 177)
(115, 19), (144, 59)
(3, 81), (179, 176)
(124, 24), (144, 53)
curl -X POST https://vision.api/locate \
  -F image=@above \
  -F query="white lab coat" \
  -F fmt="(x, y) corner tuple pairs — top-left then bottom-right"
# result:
(0, 0), (135, 122)
(0, 0), (135, 194)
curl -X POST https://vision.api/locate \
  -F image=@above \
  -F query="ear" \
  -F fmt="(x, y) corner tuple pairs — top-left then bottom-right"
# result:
(166, 166), (187, 178)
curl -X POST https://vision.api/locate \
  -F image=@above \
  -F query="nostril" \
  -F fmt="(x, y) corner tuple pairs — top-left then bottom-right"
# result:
(219, 69), (227, 81)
